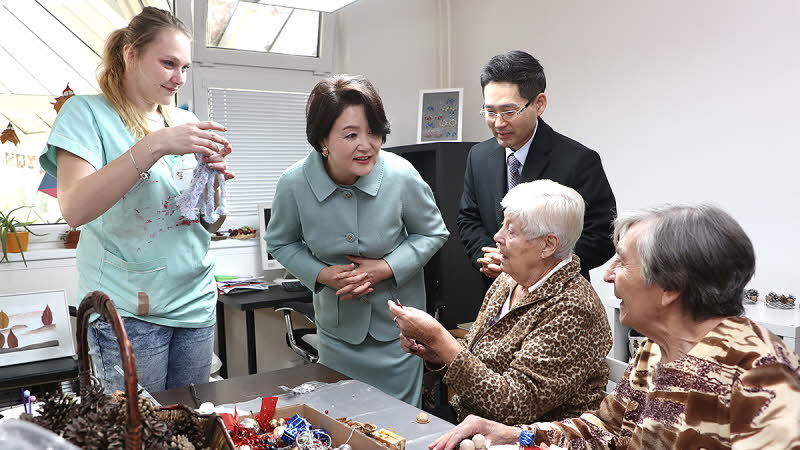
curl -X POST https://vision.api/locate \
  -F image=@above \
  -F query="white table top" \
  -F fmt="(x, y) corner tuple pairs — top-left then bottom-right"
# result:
(602, 298), (799, 338)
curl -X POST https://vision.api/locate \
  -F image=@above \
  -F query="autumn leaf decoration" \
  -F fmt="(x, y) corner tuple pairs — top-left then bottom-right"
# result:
(52, 83), (75, 113)
(7, 329), (18, 348)
(41, 304), (54, 326)
(0, 310), (8, 329)
(0, 122), (20, 146)
(0, 331), (4, 348)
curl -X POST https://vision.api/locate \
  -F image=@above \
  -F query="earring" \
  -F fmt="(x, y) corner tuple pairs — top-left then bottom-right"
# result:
(322, 147), (329, 157)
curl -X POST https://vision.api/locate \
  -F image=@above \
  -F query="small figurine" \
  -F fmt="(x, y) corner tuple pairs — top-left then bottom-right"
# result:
(743, 288), (758, 304)
(766, 292), (796, 309)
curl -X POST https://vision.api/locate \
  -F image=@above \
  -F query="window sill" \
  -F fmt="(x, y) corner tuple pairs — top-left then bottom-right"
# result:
(1, 237), (260, 268)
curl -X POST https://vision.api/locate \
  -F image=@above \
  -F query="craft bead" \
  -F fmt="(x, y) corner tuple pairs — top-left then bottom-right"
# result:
(472, 434), (486, 449)
(415, 412), (430, 424)
(459, 439), (476, 450)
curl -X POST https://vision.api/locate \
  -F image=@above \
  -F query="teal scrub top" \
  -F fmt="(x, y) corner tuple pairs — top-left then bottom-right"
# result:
(40, 95), (216, 328)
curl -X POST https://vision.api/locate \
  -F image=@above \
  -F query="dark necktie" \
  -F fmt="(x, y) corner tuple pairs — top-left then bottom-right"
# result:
(507, 153), (522, 189)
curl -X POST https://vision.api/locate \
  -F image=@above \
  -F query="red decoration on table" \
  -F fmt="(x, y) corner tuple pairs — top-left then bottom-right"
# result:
(219, 412), (236, 430)
(255, 396), (279, 430)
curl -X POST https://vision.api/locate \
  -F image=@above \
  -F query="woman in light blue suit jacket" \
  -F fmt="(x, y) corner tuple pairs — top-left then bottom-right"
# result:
(266, 75), (449, 406)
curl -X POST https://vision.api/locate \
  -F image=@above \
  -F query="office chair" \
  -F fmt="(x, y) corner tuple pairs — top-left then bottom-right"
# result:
(273, 299), (318, 363)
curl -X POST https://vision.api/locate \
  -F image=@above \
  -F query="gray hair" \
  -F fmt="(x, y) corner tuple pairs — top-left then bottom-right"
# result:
(613, 204), (755, 321)
(501, 180), (585, 260)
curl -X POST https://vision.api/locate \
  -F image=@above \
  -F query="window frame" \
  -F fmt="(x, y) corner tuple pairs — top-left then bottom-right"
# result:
(186, 0), (335, 73)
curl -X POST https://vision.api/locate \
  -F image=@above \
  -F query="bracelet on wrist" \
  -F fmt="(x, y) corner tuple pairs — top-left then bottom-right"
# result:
(144, 134), (157, 164)
(129, 147), (150, 180)
(424, 360), (447, 373)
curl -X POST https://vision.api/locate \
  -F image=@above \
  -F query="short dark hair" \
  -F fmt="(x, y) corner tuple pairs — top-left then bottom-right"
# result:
(480, 50), (546, 100)
(306, 75), (390, 152)
(614, 204), (755, 321)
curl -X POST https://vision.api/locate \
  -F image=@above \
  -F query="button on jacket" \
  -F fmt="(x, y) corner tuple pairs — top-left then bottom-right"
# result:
(266, 150), (449, 344)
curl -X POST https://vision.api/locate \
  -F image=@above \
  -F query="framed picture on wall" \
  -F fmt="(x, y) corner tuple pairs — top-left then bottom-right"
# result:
(417, 88), (464, 144)
(0, 289), (75, 367)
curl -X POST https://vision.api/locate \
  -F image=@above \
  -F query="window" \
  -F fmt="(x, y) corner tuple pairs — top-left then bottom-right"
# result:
(193, 1), (335, 73)
(207, 87), (312, 218)
(206, 1), (320, 57)
(0, 0), (172, 225)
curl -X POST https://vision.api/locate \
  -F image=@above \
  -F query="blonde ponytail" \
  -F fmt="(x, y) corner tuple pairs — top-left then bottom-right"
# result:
(97, 7), (190, 139)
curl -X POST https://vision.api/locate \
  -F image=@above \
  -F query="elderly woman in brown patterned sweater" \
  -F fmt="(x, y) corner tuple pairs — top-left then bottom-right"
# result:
(389, 179), (612, 426)
(429, 204), (800, 450)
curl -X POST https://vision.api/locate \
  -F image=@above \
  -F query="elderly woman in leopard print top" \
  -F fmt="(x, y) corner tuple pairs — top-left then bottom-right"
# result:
(390, 180), (612, 425)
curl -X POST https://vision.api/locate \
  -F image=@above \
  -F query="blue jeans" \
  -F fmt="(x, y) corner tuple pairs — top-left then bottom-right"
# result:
(88, 317), (214, 393)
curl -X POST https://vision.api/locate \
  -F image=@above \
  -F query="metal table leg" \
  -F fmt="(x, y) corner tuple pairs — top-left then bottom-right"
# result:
(216, 301), (228, 379)
(246, 310), (257, 375)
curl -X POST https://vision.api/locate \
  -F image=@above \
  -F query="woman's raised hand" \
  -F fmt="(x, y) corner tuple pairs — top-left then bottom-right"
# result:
(149, 121), (231, 159)
(399, 334), (445, 366)
(388, 300), (443, 345)
(203, 145), (235, 181)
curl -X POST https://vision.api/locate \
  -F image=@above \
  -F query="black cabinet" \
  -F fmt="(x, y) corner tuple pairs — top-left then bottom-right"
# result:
(387, 142), (486, 329)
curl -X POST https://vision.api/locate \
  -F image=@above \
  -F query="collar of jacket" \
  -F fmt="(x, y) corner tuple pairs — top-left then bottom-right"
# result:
(488, 255), (582, 317)
(467, 255), (582, 351)
(303, 150), (386, 202)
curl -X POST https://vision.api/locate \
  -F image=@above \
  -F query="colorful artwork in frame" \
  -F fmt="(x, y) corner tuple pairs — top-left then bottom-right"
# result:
(417, 88), (464, 144)
(0, 289), (75, 367)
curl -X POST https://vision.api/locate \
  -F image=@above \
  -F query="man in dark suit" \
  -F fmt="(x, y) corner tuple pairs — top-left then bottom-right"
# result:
(458, 50), (616, 283)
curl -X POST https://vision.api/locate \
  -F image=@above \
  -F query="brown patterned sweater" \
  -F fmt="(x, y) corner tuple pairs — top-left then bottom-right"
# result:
(443, 256), (612, 425)
(525, 316), (800, 449)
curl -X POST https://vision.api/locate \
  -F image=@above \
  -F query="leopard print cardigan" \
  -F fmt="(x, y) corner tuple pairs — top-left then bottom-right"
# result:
(443, 256), (612, 425)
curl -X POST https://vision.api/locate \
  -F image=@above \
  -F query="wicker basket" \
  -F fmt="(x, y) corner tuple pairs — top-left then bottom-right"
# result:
(76, 291), (235, 450)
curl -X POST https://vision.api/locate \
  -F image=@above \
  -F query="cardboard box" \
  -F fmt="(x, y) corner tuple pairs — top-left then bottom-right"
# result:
(268, 404), (393, 450)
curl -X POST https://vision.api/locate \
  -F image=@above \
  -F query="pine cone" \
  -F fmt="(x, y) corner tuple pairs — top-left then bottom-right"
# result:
(142, 417), (174, 449)
(169, 434), (196, 449)
(23, 391), (78, 435)
(63, 415), (114, 449)
(171, 413), (206, 448)
(138, 394), (160, 422)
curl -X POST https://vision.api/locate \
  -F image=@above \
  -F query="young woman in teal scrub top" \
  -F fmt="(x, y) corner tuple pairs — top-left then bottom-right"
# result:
(266, 75), (449, 406)
(39, 7), (234, 392)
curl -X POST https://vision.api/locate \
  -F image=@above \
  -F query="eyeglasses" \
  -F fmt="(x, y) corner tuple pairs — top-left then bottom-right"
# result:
(480, 98), (533, 121)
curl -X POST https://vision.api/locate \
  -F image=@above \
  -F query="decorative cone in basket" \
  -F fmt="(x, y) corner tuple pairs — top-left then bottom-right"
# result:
(20, 291), (234, 449)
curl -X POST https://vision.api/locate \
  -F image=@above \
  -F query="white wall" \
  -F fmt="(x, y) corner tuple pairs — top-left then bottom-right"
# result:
(334, 0), (443, 146)
(447, 0), (800, 298)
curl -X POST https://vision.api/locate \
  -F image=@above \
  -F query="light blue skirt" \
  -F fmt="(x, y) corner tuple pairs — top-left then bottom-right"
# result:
(318, 329), (423, 407)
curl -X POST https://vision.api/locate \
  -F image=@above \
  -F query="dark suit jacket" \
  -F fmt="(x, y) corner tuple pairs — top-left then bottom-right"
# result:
(457, 117), (616, 279)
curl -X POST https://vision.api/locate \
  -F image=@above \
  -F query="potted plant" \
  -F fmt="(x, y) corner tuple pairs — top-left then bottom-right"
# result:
(61, 226), (81, 249)
(0, 206), (45, 266)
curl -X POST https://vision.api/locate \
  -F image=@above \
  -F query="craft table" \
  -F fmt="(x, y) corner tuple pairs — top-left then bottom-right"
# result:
(216, 287), (312, 377)
(152, 363), (345, 407)
(152, 363), (455, 450)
